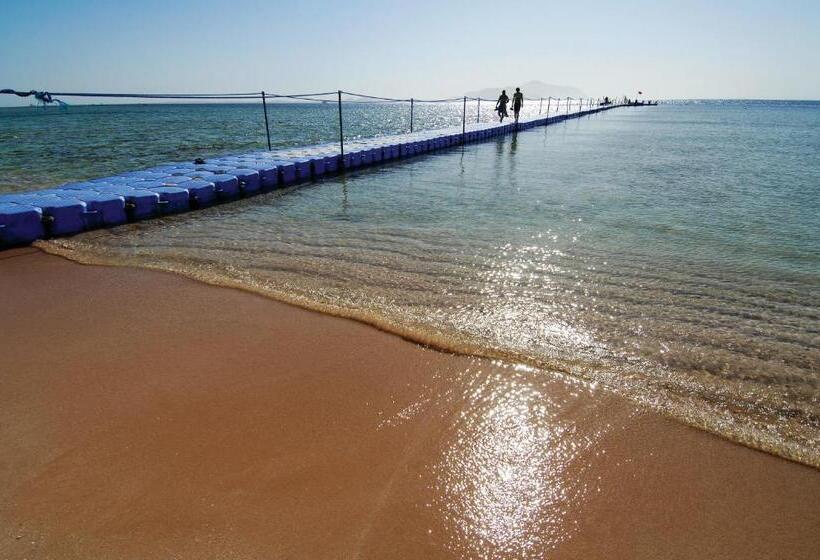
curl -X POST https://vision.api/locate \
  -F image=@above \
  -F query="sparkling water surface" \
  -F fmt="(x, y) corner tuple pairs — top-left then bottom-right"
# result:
(4, 100), (819, 465)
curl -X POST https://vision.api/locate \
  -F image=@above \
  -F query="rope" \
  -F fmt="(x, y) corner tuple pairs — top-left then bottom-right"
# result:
(1, 89), (41, 98)
(2, 88), (602, 106)
(341, 91), (468, 103)
(46, 91), (260, 99)
(1, 89), (62, 104)
(266, 91), (338, 99)
(341, 91), (410, 102)
(266, 93), (336, 103)
(0, 89), (363, 108)
(0, 89), (340, 101)
(417, 96), (473, 103)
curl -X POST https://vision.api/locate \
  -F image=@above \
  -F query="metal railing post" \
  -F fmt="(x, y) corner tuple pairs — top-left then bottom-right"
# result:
(539, 97), (543, 114)
(261, 91), (272, 151)
(546, 96), (551, 115)
(410, 98), (414, 133)
(566, 97), (570, 115)
(476, 97), (481, 123)
(337, 90), (345, 167)
(462, 96), (467, 144)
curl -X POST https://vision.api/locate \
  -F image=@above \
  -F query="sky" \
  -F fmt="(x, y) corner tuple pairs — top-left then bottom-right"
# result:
(1, 0), (819, 106)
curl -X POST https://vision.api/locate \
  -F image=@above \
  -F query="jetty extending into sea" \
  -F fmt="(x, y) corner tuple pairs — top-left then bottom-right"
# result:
(0, 100), (632, 247)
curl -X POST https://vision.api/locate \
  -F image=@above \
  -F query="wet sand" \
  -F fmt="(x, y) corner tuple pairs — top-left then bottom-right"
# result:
(1, 248), (818, 559)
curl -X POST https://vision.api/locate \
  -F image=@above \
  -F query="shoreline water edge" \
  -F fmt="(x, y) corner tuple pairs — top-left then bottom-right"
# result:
(37, 238), (820, 469)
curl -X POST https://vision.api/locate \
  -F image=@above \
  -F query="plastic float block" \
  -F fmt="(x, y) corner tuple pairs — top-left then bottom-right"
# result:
(197, 164), (230, 173)
(322, 154), (341, 173)
(222, 168), (261, 196)
(131, 182), (190, 214)
(308, 157), (326, 177)
(59, 181), (102, 191)
(105, 176), (138, 185)
(167, 167), (198, 176)
(87, 177), (124, 185)
(125, 171), (170, 181)
(358, 149), (373, 166)
(177, 179), (217, 208)
(52, 190), (127, 228)
(150, 162), (194, 171)
(342, 152), (361, 169)
(91, 185), (161, 221)
(161, 175), (193, 185)
(3, 194), (87, 236)
(289, 159), (312, 181)
(240, 163), (280, 190)
(0, 203), (45, 246)
(399, 143), (414, 157)
(272, 161), (297, 184)
(208, 174), (241, 200)
(153, 187), (191, 214)
(185, 169), (217, 181)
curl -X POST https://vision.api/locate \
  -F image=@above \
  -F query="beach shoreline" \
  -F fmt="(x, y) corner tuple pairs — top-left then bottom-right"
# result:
(37, 236), (819, 470)
(1, 248), (818, 559)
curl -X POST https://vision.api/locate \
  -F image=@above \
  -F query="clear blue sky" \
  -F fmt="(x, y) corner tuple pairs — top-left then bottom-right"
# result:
(1, 0), (818, 105)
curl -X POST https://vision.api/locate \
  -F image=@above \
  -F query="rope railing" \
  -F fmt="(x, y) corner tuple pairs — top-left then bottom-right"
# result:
(0, 88), (344, 101)
(339, 91), (410, 102)
(1, 88), (610, 104)
(2, 86), (636, 163)
(1, 88), (262, 100)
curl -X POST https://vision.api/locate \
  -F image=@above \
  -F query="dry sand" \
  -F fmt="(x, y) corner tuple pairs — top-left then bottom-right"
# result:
(1, 248), (818, 559)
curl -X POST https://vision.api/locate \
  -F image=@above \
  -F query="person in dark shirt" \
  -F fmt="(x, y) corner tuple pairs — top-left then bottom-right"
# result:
(496, 90), (509, 122)
(512, 88), (524, 122)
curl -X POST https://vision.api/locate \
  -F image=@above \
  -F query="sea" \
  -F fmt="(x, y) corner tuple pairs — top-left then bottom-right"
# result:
(1, 99), (818, 466)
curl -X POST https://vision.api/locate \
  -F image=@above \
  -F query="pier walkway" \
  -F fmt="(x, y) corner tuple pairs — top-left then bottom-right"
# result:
(0, 102), (626, 248)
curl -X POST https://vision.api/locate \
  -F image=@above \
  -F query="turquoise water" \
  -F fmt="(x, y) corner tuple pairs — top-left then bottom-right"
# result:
(7, 100), (820, 465)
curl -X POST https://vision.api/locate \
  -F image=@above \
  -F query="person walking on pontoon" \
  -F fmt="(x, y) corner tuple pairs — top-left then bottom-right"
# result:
(512, 87), (524, 122)
(496, 90), (510, 122)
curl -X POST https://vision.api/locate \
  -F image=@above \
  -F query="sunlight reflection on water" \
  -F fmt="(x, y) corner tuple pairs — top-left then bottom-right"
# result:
(434, 368), (605, 558)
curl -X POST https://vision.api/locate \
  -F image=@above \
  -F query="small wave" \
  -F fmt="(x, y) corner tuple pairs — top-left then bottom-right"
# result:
(37, 239), (820, 469)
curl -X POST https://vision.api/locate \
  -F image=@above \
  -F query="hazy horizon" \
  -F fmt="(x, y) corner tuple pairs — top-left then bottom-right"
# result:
(2, 97), (820, 110)
(2, 0), (819, 107)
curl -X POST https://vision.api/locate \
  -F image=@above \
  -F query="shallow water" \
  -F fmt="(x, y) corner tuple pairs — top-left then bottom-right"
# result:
(15, 100), (820, 466)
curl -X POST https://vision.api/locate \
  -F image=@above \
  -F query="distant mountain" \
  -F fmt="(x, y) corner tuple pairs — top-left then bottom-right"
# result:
(464, 80), (585, 100)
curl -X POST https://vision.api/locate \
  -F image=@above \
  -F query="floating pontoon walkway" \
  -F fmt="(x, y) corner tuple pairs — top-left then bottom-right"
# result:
(0, 104), (625, 248)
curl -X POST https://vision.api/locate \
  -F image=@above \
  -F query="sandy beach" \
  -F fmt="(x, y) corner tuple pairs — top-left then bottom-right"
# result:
(1, 247), (818, 559)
